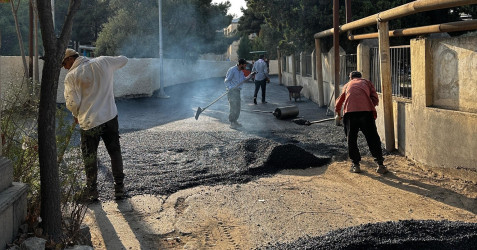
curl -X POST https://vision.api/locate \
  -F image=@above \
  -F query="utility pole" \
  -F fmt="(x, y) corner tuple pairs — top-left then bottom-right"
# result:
(157, 0), (169, 98)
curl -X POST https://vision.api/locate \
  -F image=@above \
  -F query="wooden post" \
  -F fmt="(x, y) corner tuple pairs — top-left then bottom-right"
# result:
(292, 53), (297, 86)
(277, 48), (282, 85)
(333, 0), (340, 112)
(315, 39), (324, 107)
(378, 21), (395, 151)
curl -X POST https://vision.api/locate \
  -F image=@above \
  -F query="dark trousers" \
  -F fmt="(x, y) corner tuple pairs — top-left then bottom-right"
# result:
(80, 115), (124, 190)
(227, 88), (241, 123)
(253, 79), (267, 102)
(343, 111), (384, 165)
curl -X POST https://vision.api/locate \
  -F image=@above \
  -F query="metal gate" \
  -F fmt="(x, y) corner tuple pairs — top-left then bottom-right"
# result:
(370, 45), (412, 99)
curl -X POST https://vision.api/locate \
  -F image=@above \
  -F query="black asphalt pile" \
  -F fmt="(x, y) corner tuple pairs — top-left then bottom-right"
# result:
(87, 132), (331, 200)
(264, 220), (477, 250)
(238, 139), (331, 174)
(263, 144), (330, 170)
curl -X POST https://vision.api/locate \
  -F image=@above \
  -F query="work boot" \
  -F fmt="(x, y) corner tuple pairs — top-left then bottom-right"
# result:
(114, 183), (125, 200)
(376, 165), (389, 174)
(230, 121), (242, 129)
(350, 163), (361, 173)
(253, 97), (257, 105)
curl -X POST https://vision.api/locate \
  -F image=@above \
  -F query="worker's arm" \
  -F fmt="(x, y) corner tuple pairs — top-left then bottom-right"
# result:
(335, 84), (347, 115)
(367, 80), (379, 106)
(64, 74), (81, 118)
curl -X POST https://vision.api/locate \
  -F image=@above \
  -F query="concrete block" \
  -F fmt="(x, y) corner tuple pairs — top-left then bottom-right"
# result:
(0, 183), (28, 250)
(0, 158), (13, 193)
(0, 205), (13, 250)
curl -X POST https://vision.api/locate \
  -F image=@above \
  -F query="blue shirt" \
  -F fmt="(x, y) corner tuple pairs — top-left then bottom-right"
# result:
(252, 59), (269, 81)
(224, 65), (246, 90)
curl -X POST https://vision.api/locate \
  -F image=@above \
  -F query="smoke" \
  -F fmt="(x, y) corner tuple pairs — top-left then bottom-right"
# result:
(105, 0), (236, 92)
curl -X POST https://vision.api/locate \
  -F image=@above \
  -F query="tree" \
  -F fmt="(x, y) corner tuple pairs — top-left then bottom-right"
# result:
(242, 0), (465, 55)
(237, 35), (251, 60)
(36, 0), (81, 240)
(95, 0), (233, 59)
(237, 6), (264, 37)
(0, 0), (30, 56)
(54, 0), (110, 46)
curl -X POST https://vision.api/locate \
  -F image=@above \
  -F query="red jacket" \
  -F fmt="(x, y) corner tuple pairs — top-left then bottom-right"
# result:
(335, 78), (379, 119)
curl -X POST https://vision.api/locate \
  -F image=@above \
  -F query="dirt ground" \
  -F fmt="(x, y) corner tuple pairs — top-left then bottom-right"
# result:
(83, 154), (477, 249)
(78, 78), (477, 249)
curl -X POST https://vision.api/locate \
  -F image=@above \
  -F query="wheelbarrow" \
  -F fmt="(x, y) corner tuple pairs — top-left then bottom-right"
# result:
(287, 86), (303, 102)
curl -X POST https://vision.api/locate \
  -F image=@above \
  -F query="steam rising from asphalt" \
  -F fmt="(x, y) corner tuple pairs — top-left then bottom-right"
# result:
(115, 1), (234, 93)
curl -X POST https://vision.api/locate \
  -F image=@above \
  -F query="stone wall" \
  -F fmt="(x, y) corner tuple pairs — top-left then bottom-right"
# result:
(431, 36), (477, 113)
(0, 57), (235, 104)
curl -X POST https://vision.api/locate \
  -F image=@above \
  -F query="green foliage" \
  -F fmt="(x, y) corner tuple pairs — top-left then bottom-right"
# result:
(241, 0), (467, 55)
(1, 78), (88, 245)
(237, 6), (264, 37)
(278, 40), (296, 56)
(252, 24), (282, 59)
(54, 0), (111, 45)
(0, 1), (37, 56)
(237, 35), (251, 60)
(95, 0), (234, 59)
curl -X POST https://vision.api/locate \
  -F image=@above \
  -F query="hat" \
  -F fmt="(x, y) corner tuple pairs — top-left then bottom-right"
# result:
(349, 71), (362, 78)
(63, 48), (78, 62)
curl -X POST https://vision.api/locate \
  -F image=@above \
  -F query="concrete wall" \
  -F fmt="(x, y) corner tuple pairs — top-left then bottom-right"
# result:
(279, 36), (477, 170)
(0, 57), (235, 103)
(375, 37), (477, 169)
(280, 47), (343, 108)
(431, 36), (477, 113)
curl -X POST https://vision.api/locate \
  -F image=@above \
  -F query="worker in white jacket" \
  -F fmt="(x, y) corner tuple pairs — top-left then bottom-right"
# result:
(63, 48), (128, 201)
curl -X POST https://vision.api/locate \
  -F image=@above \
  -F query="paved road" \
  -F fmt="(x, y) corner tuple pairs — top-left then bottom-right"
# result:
(76, 76), (354, 200)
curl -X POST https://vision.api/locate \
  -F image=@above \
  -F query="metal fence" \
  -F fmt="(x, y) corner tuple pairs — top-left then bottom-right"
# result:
(340, 54), (357, 85)
(304, 54), (313, 77)
(295, 53), (300, 74)
(370, 45), (412, 99)
(282, 56), (287, 72)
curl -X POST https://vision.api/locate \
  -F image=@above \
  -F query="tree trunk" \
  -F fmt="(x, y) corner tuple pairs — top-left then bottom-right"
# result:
(36, 0), (81, 241)
(10, 0), (29, 78)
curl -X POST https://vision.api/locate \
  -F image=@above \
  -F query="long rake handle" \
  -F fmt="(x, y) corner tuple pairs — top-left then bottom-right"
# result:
(201, 90), (229, 111)
(196, 76), (252, 120)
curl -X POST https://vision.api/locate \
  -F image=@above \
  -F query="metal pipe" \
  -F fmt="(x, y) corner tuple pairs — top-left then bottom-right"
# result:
(315, 0), (477, 39)
(348, 19), (477, 40)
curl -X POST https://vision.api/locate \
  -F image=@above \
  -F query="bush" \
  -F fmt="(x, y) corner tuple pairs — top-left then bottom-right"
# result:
(1, 78), (89, 247)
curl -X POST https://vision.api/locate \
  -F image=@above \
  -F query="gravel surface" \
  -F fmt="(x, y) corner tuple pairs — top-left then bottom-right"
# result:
(67, 76), (476, 249)
(266, 220), (477, 249)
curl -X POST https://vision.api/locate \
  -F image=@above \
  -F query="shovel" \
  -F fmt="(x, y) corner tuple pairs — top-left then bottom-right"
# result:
(195, 72), (256, 120)
(292, 117), (335, 126)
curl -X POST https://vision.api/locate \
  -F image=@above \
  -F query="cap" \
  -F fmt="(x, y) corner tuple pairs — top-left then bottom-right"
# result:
(63, 48), (78, 62)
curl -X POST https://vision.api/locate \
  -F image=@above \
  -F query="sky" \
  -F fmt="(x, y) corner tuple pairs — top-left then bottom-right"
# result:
(211, 0), (247, 18)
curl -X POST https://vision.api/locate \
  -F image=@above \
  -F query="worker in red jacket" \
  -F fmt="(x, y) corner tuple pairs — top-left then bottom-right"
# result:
(335, 71), (389, 174)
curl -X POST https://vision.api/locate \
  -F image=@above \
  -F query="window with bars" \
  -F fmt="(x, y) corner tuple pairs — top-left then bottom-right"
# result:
(304, 54), (312, 77)
(370, 46), (412, 99)
(340, 54), (357, 85)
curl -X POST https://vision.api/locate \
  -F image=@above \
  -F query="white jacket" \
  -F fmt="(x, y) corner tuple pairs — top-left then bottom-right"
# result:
(64, 56), (128, 130)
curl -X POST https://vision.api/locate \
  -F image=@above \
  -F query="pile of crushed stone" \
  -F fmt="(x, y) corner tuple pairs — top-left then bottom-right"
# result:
(91, 135), (330, 199)
(264, 220), (477, 249)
